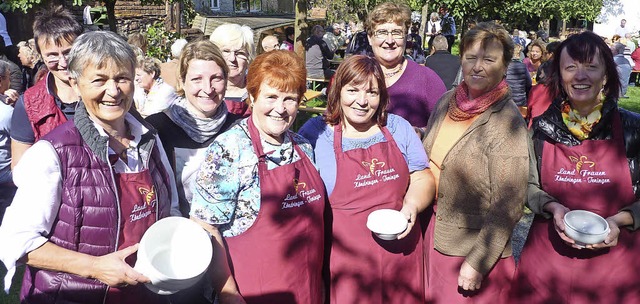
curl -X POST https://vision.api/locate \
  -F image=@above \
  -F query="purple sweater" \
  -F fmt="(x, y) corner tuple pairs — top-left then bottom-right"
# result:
(387, 60), (447, 128)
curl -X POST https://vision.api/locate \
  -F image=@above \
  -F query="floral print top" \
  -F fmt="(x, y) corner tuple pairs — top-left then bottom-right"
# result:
(190, 118), (315, 237)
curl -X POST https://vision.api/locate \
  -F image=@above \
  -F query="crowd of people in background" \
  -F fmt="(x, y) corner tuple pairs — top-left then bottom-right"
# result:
(0, 2), (639, 304)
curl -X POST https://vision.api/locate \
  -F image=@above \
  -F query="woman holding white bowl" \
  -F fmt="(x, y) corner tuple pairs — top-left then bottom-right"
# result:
(511, 31), (640, 303)
(299, 54), (435, 303)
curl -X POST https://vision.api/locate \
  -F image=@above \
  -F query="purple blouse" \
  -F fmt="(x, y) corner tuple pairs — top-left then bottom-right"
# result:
(386, 60), (447, 128)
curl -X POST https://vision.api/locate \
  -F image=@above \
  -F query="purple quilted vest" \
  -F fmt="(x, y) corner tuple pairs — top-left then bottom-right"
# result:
(19, 110), (172, 303)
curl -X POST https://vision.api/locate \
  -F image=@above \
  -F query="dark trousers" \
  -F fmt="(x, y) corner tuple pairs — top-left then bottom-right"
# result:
(0, 184), (17, 226)
(427, 35), (436, 53)
(445, 35), (455, 53)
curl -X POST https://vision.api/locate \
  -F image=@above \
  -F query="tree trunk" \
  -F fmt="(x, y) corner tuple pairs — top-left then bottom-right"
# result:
(561, 19), (567, 37)
(105, 0), (117, 32)
(294, 0), (308, 59)
(420, 1), (429, 50)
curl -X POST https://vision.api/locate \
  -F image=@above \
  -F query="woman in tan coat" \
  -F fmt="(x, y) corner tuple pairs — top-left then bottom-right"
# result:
(422, 21), (528, 303)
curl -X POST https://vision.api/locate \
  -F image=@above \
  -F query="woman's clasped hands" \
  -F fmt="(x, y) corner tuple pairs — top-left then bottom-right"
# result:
(545, 201), (623, 250)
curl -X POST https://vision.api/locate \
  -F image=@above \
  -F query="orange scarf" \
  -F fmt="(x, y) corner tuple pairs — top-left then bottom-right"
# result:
(448, 80), (510, 121)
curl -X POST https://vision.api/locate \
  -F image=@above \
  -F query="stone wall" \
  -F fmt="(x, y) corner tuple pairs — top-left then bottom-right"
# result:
(68, 0), (168, 36)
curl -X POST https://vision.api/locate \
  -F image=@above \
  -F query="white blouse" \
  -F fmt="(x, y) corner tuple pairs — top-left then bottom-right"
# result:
(0, 113), (181, 292)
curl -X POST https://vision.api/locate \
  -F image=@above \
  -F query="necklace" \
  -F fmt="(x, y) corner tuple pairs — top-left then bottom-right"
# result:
(383, 60), (405, 78)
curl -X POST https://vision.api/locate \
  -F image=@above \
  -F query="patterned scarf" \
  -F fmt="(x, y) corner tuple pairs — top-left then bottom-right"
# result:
(560, 98), (603, 140)
(448, 80), (510, 121)
(166, 98), (229, 143)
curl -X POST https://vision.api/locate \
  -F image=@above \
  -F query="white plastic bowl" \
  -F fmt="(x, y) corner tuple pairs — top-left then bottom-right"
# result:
(134, 217), (213, 295)
(366, 209), (408, 240)
(563, 210), (610, 246)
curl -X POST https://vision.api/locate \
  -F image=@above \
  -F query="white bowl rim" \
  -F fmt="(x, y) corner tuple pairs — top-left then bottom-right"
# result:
(366, 209), (408, 235)
(138, 217), (213, 280)
(563, 210), (610, 235)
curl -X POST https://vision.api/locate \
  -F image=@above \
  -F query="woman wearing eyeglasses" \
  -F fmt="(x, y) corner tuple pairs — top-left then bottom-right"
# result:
(210, 24), (255, 118)
(367, 2), (446, 134)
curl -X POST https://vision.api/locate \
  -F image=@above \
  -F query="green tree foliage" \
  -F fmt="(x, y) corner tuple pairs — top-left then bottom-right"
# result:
(145, 20), (180, 61)
(314, 0), (608, 31)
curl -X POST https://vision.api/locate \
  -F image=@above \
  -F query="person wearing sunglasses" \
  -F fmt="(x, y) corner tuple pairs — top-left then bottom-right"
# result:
(366, 2), (446, 137)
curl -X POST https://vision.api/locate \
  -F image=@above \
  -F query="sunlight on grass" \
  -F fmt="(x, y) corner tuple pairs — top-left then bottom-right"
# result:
(618, 85), (640, 114)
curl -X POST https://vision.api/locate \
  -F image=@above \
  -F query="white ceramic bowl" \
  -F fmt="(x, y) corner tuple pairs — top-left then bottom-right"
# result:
(134, 217), (213, 295)
(366, 209), (408, 240)
(563, 210), (610, 245)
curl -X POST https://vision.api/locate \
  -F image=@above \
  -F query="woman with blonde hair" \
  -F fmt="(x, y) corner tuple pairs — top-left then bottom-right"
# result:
(210, 24), (255, 117)
(16, 40), (45, 88)
(147, 40), (240, 218)
(524, 39), (546, 74)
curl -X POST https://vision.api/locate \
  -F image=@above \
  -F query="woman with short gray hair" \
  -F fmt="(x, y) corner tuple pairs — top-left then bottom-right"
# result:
(0, 30), (180, 303)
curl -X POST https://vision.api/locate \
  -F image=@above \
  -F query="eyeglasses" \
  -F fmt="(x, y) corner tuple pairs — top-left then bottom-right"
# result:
(222, 49), (249, 60)
(44, 53), (70, 66)
(373, 29), (405, 40)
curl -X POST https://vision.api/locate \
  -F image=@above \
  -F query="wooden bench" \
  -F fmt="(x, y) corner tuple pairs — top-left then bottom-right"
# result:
(298, 104), (326, 114)
(307, 77), (330, 91)
(303, 90), (323, 101)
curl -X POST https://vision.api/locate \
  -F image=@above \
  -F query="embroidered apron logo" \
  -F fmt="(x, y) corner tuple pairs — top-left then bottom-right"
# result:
(354, 157), (400, 188)
(282, 179), (322, 209)
(362, 158), (386, 174)
(294, 178), (307, 193)
(138, 186), (157, 206)
(131, 186), (156, 222)
(554, 155), (610, 184)
(570, 155), (595, 172)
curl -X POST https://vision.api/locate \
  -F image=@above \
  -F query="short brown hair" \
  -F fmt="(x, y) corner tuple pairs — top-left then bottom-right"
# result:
(460, 21), (514, 69)
(246, 50), (307, 103)
(365, 2), (411, 37)
(176, 39), (229, 96)
(32, 6), (82, 55)
(325, 55), (388, 127)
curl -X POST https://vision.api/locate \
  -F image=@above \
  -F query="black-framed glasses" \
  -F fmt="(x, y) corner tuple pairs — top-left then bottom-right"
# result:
(374, 29), (405, 40)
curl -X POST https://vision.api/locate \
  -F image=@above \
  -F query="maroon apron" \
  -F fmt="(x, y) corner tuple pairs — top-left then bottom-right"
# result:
(512, 109), (640, 303)
(224, 118), (326, 304)
(106, 166), (166, 304)
(224, 97), (251, 118)
(425, 205), (515, 304)
(328, 124), (423, 304)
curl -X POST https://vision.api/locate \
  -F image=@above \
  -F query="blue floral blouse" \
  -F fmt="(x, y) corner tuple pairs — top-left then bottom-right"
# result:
(190, 118), (315, 237)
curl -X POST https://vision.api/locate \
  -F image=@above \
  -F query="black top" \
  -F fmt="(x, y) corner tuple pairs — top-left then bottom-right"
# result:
(424, 51), (461, 90)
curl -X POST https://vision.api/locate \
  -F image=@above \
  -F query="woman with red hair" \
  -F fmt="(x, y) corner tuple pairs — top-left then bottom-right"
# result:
(190, 50), (326, 304)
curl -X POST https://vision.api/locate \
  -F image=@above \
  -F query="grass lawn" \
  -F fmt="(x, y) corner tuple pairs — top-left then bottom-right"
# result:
(0, 264), (23, 304)
(618, 85), (640, 113)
